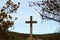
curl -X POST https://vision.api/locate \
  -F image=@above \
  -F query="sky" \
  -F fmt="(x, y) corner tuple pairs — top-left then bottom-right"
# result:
(0, 0), (60, 34)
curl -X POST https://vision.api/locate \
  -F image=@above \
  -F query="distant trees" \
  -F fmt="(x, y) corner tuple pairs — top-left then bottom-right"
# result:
(0, 0), (20, 31)
(29, 0), (60, 33)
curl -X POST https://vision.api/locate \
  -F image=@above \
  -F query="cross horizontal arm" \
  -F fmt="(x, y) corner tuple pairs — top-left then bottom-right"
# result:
(26, 21), (37, 23)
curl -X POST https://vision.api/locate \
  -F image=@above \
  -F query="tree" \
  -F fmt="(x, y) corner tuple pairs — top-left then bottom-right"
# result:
(29, 0), (60, 22)
(29, 0), (60, 33)
(0, 0), (20, 31)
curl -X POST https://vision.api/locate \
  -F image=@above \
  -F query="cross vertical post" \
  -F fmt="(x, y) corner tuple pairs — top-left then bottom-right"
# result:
(25, 16), (37, 40)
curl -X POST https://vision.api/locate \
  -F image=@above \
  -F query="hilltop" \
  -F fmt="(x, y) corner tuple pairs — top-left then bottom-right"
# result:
(0, 31), (60, 40)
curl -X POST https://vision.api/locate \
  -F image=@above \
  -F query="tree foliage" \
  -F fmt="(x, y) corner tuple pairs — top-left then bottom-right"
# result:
(0, 0), (20, 31)
(29, 0), (60, 23)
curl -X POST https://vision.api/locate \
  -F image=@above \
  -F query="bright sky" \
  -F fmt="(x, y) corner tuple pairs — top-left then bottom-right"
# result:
(0, 0), (60, 34)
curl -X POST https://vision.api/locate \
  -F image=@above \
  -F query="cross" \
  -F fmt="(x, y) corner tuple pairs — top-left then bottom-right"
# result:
(25, 16), (37, 40)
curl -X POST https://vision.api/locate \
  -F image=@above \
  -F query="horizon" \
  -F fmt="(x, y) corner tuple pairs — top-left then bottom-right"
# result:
(0, 0), (60, 34)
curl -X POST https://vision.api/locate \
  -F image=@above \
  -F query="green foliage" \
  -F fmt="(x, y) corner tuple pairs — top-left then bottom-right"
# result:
(0, 31), (60, 40)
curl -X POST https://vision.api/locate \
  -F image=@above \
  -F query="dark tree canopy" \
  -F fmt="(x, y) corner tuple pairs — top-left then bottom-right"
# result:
(29, 0), (60, 23)
(0, 0), (20, 31)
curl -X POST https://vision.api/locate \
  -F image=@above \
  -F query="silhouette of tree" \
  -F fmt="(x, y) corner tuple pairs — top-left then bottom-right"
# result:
(29, 0), (60, 33)
(29, 0), (60, 22)
(0, 0), (20, 31)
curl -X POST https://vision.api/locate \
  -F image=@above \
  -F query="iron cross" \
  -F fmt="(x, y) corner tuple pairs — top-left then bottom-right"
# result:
(25, 16), (37, 40)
